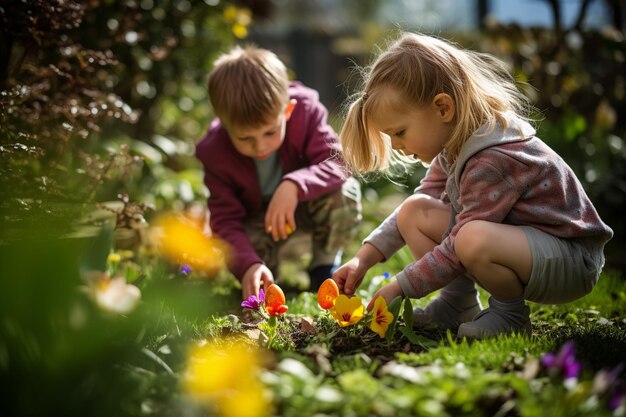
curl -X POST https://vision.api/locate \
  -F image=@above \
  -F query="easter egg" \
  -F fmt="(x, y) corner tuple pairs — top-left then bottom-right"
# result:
(265, 283), (286, 307)
(317, 278), (339, 309)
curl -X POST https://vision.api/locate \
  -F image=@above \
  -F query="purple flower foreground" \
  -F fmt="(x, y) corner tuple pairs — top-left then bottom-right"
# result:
(541, 340), (581, 380)
(241, 289), (265, 310)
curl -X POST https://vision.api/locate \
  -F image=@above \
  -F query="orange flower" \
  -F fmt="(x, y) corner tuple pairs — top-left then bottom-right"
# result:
(369, 296), (394, 338)
(317, 278), (339, 310)
(329, 294), (364, 327)
(265, 284), (288, 316)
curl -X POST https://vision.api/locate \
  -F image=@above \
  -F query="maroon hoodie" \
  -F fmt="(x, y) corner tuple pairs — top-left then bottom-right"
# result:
(196, 82), (346, 280)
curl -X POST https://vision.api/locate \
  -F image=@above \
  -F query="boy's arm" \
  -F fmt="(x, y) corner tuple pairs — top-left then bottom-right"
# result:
(282, 97), (345, 201)
(204, 170), (264, 281)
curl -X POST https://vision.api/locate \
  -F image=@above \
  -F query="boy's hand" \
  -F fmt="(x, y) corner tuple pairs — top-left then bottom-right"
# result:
(265, 180), (299, 241)
(367, 280), (404, 311)
(242, 263), (274, 301)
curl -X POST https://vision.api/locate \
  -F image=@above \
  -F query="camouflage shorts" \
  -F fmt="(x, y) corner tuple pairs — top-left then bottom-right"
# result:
(244, 177), (362, 276)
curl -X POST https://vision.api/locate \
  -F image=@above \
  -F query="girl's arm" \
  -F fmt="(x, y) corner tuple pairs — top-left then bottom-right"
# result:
(364, 157), (448, 260)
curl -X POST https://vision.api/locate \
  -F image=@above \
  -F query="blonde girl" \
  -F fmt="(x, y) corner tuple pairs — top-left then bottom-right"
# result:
(332, 32), (612, 339)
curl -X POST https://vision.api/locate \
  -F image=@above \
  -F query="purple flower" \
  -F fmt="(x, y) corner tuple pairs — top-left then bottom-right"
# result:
(610, 383), (626, 412)
(383, 272), (390, 279)
(541, 340), (581, 379)
(241, 289), (265, 310)
(180, 264), (192, 275)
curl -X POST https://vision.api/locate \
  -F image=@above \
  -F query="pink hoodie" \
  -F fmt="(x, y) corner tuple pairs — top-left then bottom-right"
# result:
(365, 112), (613, 298)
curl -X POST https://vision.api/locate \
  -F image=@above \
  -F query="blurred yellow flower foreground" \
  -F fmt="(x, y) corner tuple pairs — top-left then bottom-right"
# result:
(183, 340), (269, 417)
(151, 213), (231, 276)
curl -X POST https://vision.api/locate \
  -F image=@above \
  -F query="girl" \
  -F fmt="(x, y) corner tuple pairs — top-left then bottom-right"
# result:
(333, 32), (613, 339)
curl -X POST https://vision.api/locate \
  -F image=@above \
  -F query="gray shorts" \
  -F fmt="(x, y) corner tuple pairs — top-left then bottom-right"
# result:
(522, 226), (606, 304)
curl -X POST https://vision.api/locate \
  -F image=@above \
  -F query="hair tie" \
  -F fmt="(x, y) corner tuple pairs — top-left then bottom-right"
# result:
(360, 92), (368, 107)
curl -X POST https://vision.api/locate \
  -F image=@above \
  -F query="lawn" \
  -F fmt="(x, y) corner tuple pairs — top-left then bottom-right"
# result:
(1, 195), (625, 417)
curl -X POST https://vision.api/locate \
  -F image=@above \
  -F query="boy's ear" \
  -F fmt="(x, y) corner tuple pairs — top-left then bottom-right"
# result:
(284, 99), (297, 121)
(433, 93), (455, 123)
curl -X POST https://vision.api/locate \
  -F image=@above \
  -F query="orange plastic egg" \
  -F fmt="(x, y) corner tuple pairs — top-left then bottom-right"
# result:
(265, 284), (288, 316)
(317, 278), (339, 310)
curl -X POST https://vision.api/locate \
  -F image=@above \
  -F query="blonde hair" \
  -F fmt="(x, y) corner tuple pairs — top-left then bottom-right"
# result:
(208, 45), (289, 128)
(340, 32), (531, 174)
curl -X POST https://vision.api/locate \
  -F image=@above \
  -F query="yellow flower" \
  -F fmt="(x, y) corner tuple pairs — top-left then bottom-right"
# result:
(330, 294), (364, 327)
(107, 252), (122, 263)
(152, 213), (231, 276)
(369, 296), (394, 338)
(183, 340), (269, 417)
(232, 23), (248, 39)
(223, 5), (238, 21)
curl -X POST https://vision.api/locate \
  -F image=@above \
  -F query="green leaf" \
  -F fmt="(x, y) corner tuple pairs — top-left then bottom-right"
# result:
(387, 296), (403, 319)
(398, 326), (438, 349)
(402, 297), (414, 329)
(385, 296), (403, 342)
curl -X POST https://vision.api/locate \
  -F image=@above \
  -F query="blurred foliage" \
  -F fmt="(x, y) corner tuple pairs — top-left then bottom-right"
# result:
(0, 0), (251, 229)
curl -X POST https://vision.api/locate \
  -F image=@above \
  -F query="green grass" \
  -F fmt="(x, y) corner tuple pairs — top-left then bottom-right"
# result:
(4, 194), (624, 417)
(194, 192), (626, 416)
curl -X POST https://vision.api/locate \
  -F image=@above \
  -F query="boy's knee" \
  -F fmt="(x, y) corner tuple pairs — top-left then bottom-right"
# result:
(308, 178), (361, 223)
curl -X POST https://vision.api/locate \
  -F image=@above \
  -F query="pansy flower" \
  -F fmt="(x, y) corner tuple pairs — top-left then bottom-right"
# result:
(369, 296), (394, 338)
(241, 289), (265, 310)
(264, 284), (288, 316)
(330, 294), (364, 327)
(541, 340), (581, 379)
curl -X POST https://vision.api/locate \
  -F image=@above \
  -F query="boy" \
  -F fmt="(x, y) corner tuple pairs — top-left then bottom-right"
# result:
(196, 46), (361, 301)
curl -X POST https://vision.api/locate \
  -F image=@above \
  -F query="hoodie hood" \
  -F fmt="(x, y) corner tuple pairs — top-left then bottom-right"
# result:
(440, 111), (536, 218)
(453, 111), (536, 185)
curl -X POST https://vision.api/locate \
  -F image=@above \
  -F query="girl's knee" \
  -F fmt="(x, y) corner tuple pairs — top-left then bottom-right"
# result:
(454, 220), (493, 264)
(397, 194), (436, 229)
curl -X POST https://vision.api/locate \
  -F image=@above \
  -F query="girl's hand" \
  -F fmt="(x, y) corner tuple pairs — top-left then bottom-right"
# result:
(242, 263), (274, 301)
(333, 243), (385, 295)
(332, 257), (368, 296)
(367, 280), (404, 311)
(265, 181), (299, 241)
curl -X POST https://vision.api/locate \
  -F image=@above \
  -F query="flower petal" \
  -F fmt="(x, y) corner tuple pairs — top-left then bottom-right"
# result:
(369, 296), (393, 337)
(330, 294), (364, 327)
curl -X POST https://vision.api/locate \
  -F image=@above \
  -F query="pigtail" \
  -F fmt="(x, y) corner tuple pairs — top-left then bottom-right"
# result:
(339, 96), (390, 174)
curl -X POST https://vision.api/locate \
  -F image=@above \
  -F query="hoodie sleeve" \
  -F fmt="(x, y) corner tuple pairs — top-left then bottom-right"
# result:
(364, 158), (448, 260)
(196, 131), (264, 281)
(203, 168), (264, 281)
(281, 95), (346, 201)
